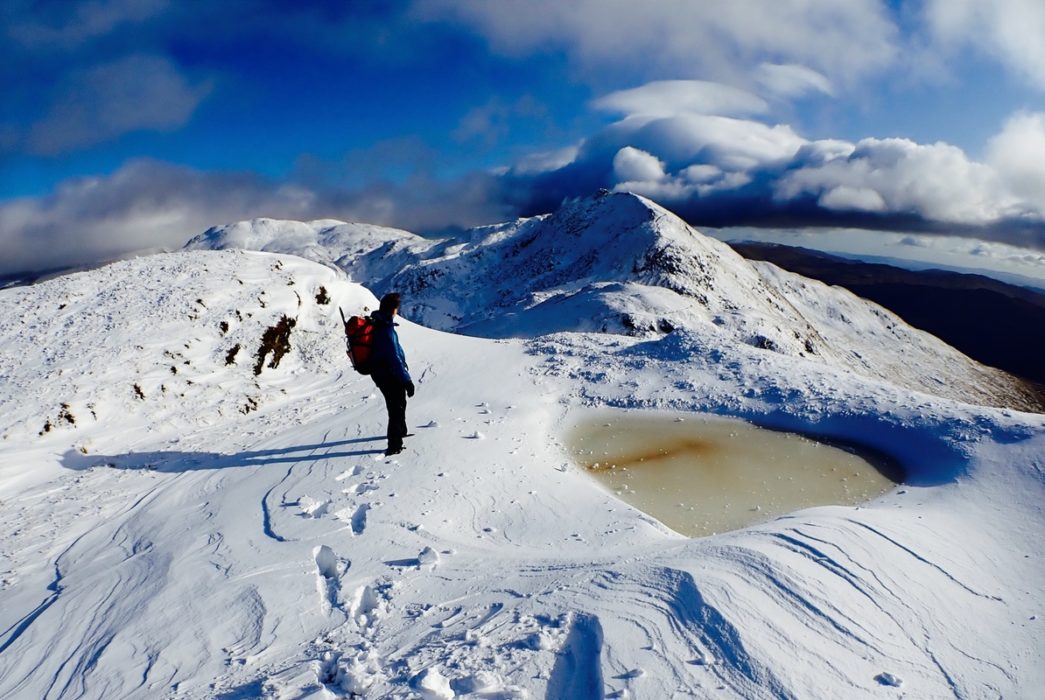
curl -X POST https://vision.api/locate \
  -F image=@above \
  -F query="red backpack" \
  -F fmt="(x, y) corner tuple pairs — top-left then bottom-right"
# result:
(340, 309), (374, 375)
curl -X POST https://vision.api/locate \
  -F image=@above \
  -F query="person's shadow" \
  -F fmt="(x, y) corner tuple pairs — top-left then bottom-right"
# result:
(61, 436), (386, 473)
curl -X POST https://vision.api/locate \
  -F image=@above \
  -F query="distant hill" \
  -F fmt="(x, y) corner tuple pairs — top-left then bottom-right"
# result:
(730, 242), (1045, 385)
(0, 267), (72, 290)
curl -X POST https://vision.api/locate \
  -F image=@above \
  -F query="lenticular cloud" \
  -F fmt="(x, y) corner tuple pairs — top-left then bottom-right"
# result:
(504, 82), (1045, 245)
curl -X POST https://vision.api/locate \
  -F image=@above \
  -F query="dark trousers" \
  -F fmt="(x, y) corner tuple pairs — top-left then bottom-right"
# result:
(374, 377), (408, 450)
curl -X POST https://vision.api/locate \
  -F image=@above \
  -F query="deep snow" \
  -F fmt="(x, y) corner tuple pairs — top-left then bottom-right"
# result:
(1, 194), (1043, 698)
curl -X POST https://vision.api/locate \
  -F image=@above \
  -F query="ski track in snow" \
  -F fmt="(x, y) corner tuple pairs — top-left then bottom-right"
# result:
(0, 210), (1043, 698)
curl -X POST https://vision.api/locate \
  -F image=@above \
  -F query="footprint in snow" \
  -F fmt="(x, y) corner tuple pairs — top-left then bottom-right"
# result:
(341, 481), (378, 497)
(350, 504), (370, 536)
(335, 465), (364, 481)
(385, 546), (440, 569)
(349, 580), (390, 630)
(299, 496), (330, 518)
(418, 546), (439, 565)
(452, 671), (511, 695)
(414, 667), (453, 700)
(314, 545), (348, 610)
(333, 503), (370, 535)
(314, 545), (343, 580)
(875, 673), (902, 687)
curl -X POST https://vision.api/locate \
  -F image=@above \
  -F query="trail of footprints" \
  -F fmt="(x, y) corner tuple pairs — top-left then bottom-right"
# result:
(330, 467), (374, 537)
(285, 405), (542, 696)
(291, 451), (445, 694)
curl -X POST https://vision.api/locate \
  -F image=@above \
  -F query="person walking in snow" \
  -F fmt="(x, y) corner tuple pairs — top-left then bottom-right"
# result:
(369, 292), (414, 456)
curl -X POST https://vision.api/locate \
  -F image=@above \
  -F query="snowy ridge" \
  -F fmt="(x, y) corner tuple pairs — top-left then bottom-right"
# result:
(188, 218), (432, 293)
(189, 218), (423, 264)
(1, 239), (1043, 696)
(189, 191), (1040, 412)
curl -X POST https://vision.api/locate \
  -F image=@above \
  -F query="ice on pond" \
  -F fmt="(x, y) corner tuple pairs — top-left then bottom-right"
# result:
(566, 409), (902, 537)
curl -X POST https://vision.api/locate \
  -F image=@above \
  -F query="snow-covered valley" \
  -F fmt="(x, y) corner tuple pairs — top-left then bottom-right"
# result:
(2, 194), (1043, 698)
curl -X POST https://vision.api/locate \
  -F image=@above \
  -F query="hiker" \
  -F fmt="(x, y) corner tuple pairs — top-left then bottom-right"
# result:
(369, 292), (414, 456)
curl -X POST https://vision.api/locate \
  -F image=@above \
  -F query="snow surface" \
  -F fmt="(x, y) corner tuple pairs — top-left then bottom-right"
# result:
(1, 194), (1043, 698)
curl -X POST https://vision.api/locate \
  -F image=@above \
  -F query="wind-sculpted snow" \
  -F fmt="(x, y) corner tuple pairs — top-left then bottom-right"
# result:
(188, 191), (1040, 412)
(1, 249), (1043, 698)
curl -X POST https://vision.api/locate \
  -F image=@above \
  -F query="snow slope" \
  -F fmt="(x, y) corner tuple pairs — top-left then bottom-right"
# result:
(1, 234), (1043, 696)
(188, 192), (1040, 413)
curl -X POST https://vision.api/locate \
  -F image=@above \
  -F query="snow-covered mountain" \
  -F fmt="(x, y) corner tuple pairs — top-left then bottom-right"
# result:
(2, 199), (1044, 698)
(188, 191), (1040, 413)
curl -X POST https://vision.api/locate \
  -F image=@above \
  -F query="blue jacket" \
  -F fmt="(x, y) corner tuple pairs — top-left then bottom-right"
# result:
(369, 310), (412, 385)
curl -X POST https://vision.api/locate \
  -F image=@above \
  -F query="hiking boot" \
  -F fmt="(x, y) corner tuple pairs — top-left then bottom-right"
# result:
(384, 445), (403, 456)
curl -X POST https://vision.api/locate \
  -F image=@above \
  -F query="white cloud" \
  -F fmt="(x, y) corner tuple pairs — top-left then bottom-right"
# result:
(594, 80), (768, 118)
(755, 63), (834, 98)
(516, 94), (1045, 245)
(28, 54), (212, 155)
(0, 159), (517, 276)
(615, 166), (755, 202)
(680, 164), (723, 184)
(0, 160), (314, 275)
(899, 235), (928, 248)
(793, 139), (857, 165)
(595, 112), (805, 173)
(5, 0), (170, 48)
(413, 0), (897, 86)
(923, 0), (1045, 89)
(986, 111), (1045, 213)
(818, 186), (886, 212)
(511, 145), (581, 176)
(511, 145), (581, 175)
(776, 137), (1017, 223)
(612, 147), (665, 184)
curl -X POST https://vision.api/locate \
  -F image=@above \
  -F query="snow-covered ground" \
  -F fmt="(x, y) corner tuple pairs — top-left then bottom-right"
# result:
(1, 196), (1043, 698)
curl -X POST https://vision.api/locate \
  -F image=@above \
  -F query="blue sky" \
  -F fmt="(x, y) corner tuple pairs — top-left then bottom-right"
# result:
(1, 0), (1044, 275)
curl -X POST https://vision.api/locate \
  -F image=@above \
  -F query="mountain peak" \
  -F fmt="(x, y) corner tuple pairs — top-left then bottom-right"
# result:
(553, 190), (669, 232)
